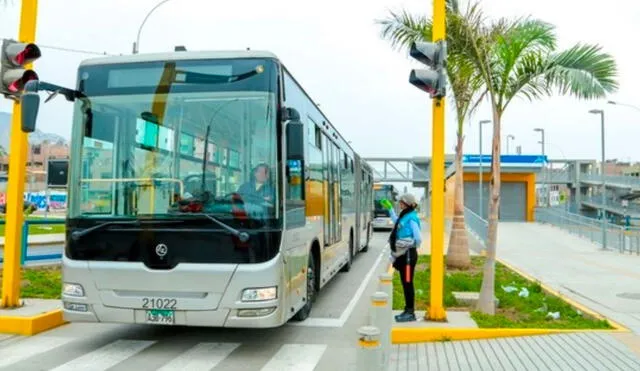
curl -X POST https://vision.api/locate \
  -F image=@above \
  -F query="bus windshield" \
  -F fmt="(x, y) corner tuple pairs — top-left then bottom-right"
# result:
(67, 58), (280, 225)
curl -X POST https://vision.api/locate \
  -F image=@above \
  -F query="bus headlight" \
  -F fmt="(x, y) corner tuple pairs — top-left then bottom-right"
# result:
(241, 287), (277, 302)
(63, 283), (85, 297)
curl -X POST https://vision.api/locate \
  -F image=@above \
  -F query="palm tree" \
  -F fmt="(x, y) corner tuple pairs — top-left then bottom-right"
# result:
(460, 15), (618, 314)
(377, 0), (485, 269)
(0, 145), (7, 157)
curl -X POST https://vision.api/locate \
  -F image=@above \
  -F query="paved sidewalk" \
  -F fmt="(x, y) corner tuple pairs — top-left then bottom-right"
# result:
(418, 219), (483, 256)
(389, 333), (640, 370)
(0, 233), (65, 247)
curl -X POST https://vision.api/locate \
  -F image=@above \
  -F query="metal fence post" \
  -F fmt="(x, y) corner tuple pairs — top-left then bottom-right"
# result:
(370, 291), (391, 369)
(20, 221), (29, 266)
(357, 325), (382, 371)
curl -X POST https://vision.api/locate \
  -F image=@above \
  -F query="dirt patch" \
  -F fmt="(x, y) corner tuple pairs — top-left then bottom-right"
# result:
(416, 263), (429, 272)
(496, 306), (528, 322)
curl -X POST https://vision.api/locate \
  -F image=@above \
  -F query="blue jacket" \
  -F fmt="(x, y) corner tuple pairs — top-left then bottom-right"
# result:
(390, 209), (422, 247)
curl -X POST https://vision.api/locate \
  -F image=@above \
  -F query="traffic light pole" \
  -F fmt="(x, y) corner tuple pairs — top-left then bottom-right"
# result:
(1, 0), (39, 308)
(428, 0), (446, 321)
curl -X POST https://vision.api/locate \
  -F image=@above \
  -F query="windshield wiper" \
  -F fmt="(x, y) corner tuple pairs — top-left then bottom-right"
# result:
(71, 220), (184, 241)
(169, 212), (249, 242)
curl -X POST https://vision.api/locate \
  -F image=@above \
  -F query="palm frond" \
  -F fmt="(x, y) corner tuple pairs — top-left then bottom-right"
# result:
(375, 10), (431, 51)
(544, 43), (619, 99)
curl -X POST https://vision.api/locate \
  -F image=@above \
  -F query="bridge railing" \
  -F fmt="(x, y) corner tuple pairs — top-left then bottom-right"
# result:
(464, 207), (487, 248)
(535, 207), (640, 254)
(582, 195), (640, 214)
(581, 173), (640, 188)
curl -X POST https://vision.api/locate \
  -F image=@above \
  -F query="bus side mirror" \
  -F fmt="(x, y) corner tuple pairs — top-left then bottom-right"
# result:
(285, 108), (303, 161)
(21, 91), (40, 133)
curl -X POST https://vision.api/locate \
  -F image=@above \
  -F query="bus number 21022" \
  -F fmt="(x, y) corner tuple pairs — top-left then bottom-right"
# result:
(142, 298), (177, 310)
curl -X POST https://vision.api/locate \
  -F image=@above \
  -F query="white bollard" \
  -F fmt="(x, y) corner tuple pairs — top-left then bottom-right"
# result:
(357, 325), (383, 371)
(378, 272), (393, 301)
(370, 291), (391, 369)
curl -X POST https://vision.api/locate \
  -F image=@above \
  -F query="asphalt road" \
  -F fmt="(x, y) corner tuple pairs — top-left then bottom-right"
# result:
(0, 232), (392, 371)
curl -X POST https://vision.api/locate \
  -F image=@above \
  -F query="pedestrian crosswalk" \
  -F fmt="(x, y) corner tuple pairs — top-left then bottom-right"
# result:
(0, 334), (336, 371)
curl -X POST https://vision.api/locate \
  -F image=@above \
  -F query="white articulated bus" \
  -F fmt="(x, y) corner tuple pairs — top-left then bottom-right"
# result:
(19, 49), (374, 328)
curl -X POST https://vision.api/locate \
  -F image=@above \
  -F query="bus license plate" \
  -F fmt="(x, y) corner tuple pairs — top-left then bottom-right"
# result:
(146, 309), (175, 325)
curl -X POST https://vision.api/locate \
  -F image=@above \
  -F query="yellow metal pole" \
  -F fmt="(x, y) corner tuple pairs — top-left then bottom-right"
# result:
(1, 0), (39, 308)
(428, 0), (447, 321)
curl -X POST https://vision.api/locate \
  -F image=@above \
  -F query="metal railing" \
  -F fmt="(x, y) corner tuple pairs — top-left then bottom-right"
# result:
(581, 173), (640, 188)
(582, 194), (640, 214)
(464, 207), (487, 247)
(535, 207), (640, 254)
(0, 218), (64, 264)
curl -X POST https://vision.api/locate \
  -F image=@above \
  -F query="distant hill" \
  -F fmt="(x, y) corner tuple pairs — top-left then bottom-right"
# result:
(0, 111), (68, 153)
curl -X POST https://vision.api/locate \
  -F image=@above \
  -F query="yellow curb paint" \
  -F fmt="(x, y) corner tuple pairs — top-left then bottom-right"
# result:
(0, 310), (66, 335)
(358, 339), (380, 348)
(391, 327), (627, 344)
(496, 257), (629, 332)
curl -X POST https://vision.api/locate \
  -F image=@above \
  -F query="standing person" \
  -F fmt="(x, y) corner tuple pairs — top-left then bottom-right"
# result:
(381, 193), (422, 322)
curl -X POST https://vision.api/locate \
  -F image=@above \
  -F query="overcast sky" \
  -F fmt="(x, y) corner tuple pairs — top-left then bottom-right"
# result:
(1, 0), (639, 163)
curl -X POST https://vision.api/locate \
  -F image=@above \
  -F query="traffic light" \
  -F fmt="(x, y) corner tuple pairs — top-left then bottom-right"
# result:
(408, 40), (447, 99)
(1, 38), (41, 98)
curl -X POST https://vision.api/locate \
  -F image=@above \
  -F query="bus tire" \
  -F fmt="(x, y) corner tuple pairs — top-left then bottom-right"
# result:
(340, 231), (354, 273)
(293, 253), (316, 321)
(362, 225), (370, 252)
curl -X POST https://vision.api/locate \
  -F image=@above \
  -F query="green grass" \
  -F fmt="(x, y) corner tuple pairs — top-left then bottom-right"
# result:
(0, 216), (66, 236)
(392, 255), (612, 329)
(0, 266), (61, 299)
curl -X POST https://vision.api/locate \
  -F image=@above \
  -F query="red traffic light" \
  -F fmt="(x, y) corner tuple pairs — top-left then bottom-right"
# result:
(1, 40), (41, 97)
(12, 44), (41, 65)
(7, 70), (38, 92)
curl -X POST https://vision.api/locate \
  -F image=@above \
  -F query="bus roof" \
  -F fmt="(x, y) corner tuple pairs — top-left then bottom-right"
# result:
(79, 50), (280, 67)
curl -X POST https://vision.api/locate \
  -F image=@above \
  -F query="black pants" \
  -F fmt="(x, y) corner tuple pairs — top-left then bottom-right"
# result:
(393, 248), (418, 312)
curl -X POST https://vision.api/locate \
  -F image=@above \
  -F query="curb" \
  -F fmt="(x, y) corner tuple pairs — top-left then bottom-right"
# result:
(391, 327), (625, 344)
(0, 310), (66, 335)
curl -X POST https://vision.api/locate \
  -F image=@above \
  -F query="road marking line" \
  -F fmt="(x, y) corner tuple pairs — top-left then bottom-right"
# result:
(156, 342), (240, 371)
(50, 339), (155, 371)
(289, 249), (385, 328)
(0, 336), (75, 368)
(260, 344), (327, 371)
(337, 249), (385, 325)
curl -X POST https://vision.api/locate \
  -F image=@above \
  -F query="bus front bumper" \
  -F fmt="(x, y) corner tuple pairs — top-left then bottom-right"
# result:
(61, 256), (288, 328)
(62, 302), (285, 328)
(372, 217), (394, 229)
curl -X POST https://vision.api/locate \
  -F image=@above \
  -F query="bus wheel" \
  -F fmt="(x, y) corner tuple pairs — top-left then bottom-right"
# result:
(362, 225), (370, 252)
(293, 253), (316, 321)
(340, 233), (353, 272)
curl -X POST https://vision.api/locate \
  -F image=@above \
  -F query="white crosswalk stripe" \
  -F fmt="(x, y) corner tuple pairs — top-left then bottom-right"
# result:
(49, 339), (156, 371)
(260, 344), (328, 371)
(0, 336), (75, 368)
(156, 342), (242, 371)
(0, 336), (332, 371)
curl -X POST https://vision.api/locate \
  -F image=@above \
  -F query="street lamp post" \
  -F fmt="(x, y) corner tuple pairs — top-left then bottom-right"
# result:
(478, 120), (491, 218)
(132, 0), (173, 54)
(607, 100), (640, 112)
(506, 134), (515, 154)
(534, 128), (549, 206)
(589, 109), (607, 250)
